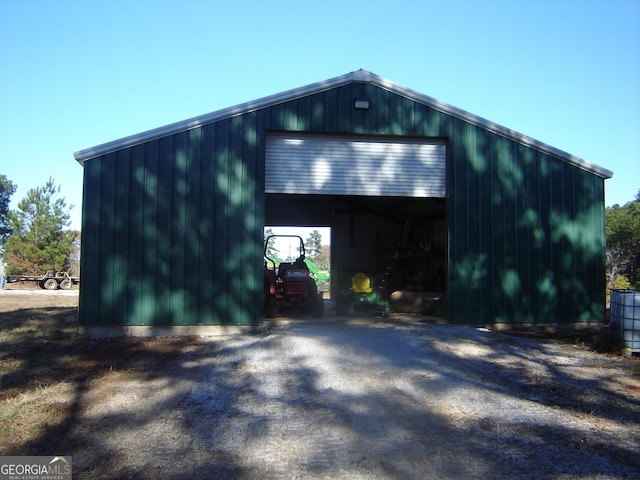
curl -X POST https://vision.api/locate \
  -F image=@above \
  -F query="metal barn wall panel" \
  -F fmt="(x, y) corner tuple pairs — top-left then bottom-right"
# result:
(79, 121), (264, 327)
(265, 133), (446, 197)
(446, 121), (606, 324)
(78, 75), (607, 328)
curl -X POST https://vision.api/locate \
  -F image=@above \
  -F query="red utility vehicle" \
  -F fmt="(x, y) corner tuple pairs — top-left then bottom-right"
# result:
(263, 235), (324, 318)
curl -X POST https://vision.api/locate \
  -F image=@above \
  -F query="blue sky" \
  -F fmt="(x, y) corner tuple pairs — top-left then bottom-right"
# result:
(1, 0), (638, 231)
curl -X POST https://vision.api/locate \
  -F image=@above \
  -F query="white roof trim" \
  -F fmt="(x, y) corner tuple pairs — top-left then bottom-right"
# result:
(74, 69), (613, 179)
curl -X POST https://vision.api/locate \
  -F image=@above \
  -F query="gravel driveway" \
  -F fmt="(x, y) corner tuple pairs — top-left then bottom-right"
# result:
(72, 314), (640, 479)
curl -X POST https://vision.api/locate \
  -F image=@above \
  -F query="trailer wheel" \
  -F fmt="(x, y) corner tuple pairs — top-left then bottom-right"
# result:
(60, 278), (72, 290)
(43, 278), (58, 290)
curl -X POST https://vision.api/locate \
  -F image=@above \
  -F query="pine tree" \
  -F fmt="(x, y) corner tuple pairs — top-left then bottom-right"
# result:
(305, 230), (323, 261)
(4, 178), (75, 274)
(264, 227), (280, 259)
(0, 174), (17, 249)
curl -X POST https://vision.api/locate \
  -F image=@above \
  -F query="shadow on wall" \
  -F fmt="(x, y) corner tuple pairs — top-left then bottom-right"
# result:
(81, 118), (263, 328)
(449, 119), (605, 324)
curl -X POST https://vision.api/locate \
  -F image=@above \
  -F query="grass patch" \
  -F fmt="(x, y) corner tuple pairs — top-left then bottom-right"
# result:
(0, 294), (198, 456)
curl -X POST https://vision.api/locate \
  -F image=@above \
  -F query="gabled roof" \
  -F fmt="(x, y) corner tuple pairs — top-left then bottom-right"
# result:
(74, 69), (613, 179)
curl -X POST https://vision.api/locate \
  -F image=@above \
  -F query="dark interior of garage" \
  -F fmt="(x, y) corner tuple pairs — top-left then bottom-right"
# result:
(265, 193), (447, 316)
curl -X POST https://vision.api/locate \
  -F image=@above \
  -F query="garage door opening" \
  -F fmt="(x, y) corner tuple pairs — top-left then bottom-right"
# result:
(265, 194), (447, 318)
(264, 132), (447, 319)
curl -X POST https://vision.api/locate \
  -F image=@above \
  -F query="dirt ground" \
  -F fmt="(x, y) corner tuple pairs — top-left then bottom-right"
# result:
(1, 286), (639, 479)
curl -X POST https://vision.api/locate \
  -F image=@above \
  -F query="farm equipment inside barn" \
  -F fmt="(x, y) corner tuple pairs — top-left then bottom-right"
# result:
(264, 235), (324, 318)
(336, 272), (391, 318)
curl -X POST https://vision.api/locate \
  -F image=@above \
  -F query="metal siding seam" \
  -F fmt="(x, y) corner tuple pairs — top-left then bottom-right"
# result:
(201, 124), (217, 323)
(145, 140), (160, 325)
(176, 132), (189, 325)
(116, 148), (130, 324)
(337, 86), (351, 133)
(158, 136), (174, 325)
(187, 128), (202, 324)
(249, 112), (265, 324)
(489, 136), (501, 323)
(230, 115), (244, 322)
(310, 92), (325, 131)
(129, 144), (143, 324)
(215, 120), (230, 322)
(532, 147), (543, 321)
(101, 152), (117, 326)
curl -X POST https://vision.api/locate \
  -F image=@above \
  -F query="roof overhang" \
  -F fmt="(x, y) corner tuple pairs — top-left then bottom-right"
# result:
(73, 69), (613, 179)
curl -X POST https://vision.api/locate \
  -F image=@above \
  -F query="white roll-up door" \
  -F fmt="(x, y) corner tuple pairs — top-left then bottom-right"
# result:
(265, 133), (446, 197)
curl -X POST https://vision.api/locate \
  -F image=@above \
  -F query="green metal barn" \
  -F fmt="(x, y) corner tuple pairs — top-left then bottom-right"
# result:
(74, 70), (612, 336)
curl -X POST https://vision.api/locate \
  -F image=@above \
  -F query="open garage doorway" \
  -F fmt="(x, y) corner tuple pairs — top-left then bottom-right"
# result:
(265, 194), (448, 318)
(264, 132), (448, 318)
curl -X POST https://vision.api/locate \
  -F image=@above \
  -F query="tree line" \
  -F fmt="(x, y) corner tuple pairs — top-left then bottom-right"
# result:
(0, 175), (78, 276)
(606, 189), (640, 293)
(264, 227), (330, 270)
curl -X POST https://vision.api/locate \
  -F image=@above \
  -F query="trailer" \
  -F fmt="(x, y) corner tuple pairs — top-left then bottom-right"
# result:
(5, 270), (80, 290)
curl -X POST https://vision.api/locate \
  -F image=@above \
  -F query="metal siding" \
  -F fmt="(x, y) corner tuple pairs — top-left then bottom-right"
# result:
(128, 144), (144, 322)
(265, 133), (446, 197)
(170, 133), (185, 324)
(113, 148), (131, 323)
(229, 117), (245, 321)
(537, 152), (556, 321)
(78, 160), (101, 325)
(186, 128), (202, 324)
(78, 79), (606, 328)
(351, 82), (368, 134)
(142, 140), (160, 324)
(309, 92), (325, 131)
(323, 87), (339, 131)
(213, 121), (229, 320)
(464, 123), (491, 324)
(228, 114), (261, 325)
(78, 115), (263, 328)
(517, 143), (536, 323)
(447, 110), (606, 325)
(153, 136), (172, 324)
(99, 151), (118, 325)
(197, 124), (216, 322)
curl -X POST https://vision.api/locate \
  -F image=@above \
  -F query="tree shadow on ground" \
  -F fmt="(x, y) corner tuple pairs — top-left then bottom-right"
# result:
(2, 307), (639, 479)
(177, 319), (640, 479)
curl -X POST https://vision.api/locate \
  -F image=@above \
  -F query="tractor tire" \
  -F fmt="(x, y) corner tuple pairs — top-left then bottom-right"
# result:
(264, 294), (277, 318)
(311, 293), (324, 319)
(43, 278), (58, 290)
